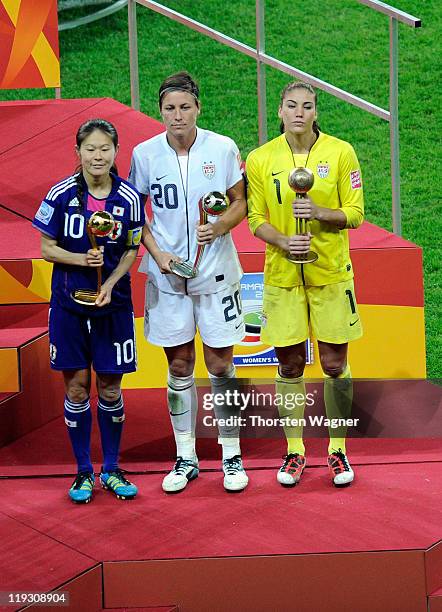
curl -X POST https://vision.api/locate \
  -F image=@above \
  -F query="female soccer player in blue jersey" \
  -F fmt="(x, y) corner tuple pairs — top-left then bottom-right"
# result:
(33, 119), (145, 503)
(247, 81), (364, 488)
(129, 72), (249, 493)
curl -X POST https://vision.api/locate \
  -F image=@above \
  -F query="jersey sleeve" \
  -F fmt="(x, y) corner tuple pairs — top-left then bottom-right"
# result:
(125, 187), (146, 249)
(246, 150), (268, 235)
(338, 144), (364, 229)
(128, 146), (150, 196)
(225, 139), (243, 190)
(32, 190), (64, 239)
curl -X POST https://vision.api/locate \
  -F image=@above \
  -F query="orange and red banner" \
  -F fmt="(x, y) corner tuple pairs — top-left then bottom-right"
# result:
(0, 0), (60, 89)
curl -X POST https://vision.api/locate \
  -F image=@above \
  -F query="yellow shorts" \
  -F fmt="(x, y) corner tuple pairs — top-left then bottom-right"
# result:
(260, 279), (363, 346)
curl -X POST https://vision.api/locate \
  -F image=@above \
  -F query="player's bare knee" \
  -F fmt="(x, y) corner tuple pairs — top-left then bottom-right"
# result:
(279, 363), (304, 379)
(66, 384), (89, 404)
(169, 358), (194, 378)
(278, 352), (306, 378)
(206, 360), (234, 378)
(209, 364), (232, 377)
(322, 362), (345, 378)
(98, 385), (121, 402)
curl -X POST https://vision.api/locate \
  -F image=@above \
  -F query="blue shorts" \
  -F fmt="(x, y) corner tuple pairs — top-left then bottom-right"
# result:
(48, 307), (137, 374)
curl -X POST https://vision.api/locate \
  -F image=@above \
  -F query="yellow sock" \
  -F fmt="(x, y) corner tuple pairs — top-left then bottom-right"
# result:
(324, 364), (353, 455)
(275, 373), (306, 455)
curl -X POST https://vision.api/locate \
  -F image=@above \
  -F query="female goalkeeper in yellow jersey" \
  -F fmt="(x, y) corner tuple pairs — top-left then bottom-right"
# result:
(246, 81), (364, 488)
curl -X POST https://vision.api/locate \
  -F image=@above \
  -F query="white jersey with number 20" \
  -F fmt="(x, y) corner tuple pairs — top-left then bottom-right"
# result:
(129, 128), (243, 295)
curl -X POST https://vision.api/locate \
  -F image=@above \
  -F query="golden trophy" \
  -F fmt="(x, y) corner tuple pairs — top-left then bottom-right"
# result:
(287, 167), (318, 264)
(71, 210), (115, 305)
(170, 191), (229, 279)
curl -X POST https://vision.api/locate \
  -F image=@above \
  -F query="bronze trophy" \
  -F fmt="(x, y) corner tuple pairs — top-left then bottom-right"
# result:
(71, 210), (115, 305)
(170, 191), (229, 279)
(287, 167), (318, 264)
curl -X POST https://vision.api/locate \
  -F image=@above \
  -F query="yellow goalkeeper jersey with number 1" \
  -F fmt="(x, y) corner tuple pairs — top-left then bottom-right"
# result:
(247, 132), (364, 287)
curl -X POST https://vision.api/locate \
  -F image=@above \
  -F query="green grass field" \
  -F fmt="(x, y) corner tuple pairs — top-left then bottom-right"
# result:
(1, 0), (440, 376)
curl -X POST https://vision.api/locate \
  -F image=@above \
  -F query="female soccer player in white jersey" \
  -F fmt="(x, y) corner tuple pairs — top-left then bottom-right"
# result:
(247, 81), (364, 488)
(33, 119), (145, 504)
(129, 72), (249, 493)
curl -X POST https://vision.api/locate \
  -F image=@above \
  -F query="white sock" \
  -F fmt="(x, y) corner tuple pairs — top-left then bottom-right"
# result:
(209, 365), (241, 460)
(167, 371), (198, 460)
(219, 437), (241, 461)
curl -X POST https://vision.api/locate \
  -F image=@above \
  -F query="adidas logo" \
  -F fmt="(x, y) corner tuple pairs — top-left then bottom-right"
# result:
(69, 197), (79, 207)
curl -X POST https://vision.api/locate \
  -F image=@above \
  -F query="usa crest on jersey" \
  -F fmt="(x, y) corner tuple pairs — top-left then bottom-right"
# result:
(202, 162), (215, 180)
(317, 163), (329, 179)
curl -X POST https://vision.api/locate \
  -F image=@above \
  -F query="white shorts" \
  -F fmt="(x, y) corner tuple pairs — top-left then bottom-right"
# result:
(144, 281), (245, 348)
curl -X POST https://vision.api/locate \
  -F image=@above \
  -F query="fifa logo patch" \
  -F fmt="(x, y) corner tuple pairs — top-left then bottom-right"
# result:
(317, 163), (329, 179)
(202, 162), (215, 180)
(35, 201), (55, 225)
(350, 170), (362, 189)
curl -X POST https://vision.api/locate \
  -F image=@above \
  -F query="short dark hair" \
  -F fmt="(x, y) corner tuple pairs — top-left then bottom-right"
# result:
(158, 71), (200, 108)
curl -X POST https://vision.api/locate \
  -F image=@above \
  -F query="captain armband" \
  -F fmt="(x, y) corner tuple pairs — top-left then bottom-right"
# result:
(126, 226), (143, 247)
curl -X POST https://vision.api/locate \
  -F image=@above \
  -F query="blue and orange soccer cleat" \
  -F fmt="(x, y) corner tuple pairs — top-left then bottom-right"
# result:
(69, 472), (95, 504)
(99, 468), (138, 500)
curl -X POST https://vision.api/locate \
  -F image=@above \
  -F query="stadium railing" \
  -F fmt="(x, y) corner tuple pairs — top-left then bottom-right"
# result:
(127, 0), (421, 236)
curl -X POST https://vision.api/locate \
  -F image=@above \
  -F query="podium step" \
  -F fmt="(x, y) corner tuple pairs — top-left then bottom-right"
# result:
(0, 391), (18, 403)
(0, 302), (49, 328)
(429, 588), (442, 612)
(0, 331), (65, 446)
(0, 325), (48, 392)
(103, 606), (179, 612)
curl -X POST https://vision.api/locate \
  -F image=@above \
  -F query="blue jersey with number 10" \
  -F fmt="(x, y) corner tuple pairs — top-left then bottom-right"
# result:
(33, 173), (145, 316)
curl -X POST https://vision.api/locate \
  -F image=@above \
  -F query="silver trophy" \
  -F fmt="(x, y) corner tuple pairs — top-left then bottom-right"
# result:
(170, 191), (229, 279)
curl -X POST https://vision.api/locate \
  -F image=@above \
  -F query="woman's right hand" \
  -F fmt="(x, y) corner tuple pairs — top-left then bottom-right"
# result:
(154, 250), (181, 274)
(85, 247), (104, 267)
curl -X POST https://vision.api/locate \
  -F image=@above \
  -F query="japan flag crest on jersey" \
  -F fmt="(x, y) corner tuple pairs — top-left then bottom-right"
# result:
(202, 162), (215, 180)
(110, 221), (123, 240)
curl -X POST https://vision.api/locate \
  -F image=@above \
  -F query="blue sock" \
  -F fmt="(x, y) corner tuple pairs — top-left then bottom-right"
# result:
(97, 395), (124, 473)
(64, 396), (93, 474)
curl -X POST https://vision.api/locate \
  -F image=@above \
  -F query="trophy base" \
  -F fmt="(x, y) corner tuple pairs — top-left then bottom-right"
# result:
(71, 289), (99, 305)
(170, 260), (198, 279)
(287, 251), (319, 265)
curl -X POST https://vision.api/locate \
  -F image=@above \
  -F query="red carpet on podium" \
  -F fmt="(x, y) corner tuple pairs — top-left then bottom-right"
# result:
(0, 98), (441, 612)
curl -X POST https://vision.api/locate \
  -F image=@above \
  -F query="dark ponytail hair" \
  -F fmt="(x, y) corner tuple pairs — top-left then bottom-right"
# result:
(74, 118), (119, 212)
(279, 81), (320, 135)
